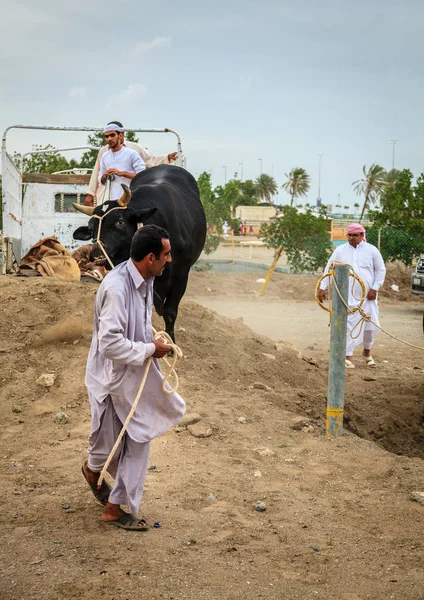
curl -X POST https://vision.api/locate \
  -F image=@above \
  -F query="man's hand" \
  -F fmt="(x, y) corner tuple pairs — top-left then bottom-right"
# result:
(152, 338), (172, 358)
(168, 152), (178, 162)
(104, 168), (121, 176)
(318, 289), (326, 303)
(84, 194), (94, 206)
(367, 289), (377, 301)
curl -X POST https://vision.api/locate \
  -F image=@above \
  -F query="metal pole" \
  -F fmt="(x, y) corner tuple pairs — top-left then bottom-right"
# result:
(390, 140), (398, 169)
(258, 158), (262, 176)
(317, 154), (323, 201)
(239, 162), (243, 182)
(223, 165), (227, 184)
(326, 264), (349, 437)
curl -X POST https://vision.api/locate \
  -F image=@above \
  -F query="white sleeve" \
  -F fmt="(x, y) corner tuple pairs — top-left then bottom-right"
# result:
(134, 143), (170, 167)
(98, 290), (155, 365)
(371, 248), (386, 290)
(87, 148), (106, 196)
(98, 154), (107, 185)
(319, 249), (338, 290)
(132, 151), (146, 174)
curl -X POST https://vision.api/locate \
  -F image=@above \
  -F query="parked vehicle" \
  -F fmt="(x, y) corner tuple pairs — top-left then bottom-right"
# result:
(411, 255), (424, 295)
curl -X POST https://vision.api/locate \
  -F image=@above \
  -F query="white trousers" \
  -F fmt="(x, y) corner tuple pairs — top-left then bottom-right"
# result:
(345, 298), (380, 356)
(87, 396), (150, 516)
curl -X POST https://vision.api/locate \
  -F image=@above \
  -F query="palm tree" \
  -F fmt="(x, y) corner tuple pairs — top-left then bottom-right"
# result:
(282, 167), (311, 206)
(255, 173), (278, 203)
(385, 168), (401, 187)
(353, 202), (360, 215)
(352, 164), (386, 220)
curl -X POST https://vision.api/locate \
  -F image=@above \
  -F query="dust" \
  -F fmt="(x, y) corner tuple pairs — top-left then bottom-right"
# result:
(40, 314), (93, 344)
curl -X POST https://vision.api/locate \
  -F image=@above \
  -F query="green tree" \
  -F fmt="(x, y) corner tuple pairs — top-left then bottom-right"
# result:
(239, 179), (259, 205)
(260, 206), (332, 273)
(369, 169), (424, 233)
(13, 144), (79, 174)
(384, 168), (401, 187)
(352, 163), (386, 220)
(255, 173), (278, 203)
(197, 171), (220, 254)
(282, 167), (311, 206)
(367, 169), (424, 265)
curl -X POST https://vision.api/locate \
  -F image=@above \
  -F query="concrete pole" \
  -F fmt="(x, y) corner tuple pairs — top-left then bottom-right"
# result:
(326, 264), (349, 437)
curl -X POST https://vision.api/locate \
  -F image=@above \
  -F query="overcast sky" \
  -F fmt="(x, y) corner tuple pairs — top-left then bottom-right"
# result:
(1, 0), (423, 208)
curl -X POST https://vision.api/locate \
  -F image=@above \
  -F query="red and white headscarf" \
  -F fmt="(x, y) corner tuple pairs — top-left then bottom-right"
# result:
(346, 223), (366, 241)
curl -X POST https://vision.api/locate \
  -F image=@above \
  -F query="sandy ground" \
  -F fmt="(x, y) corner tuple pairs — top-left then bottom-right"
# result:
(1, 268), (424, 600)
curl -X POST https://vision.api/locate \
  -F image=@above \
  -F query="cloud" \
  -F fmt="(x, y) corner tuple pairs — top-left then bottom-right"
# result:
(131, 36), (172, 57)
(106, 83), (147, 109)
(68, 86), (87, 99)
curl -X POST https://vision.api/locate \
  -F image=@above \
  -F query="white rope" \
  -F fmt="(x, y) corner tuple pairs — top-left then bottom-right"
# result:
(97, 329), (182, 489)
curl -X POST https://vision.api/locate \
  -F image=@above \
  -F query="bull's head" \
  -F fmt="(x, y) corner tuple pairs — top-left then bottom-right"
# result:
(73, 185), (157, 268)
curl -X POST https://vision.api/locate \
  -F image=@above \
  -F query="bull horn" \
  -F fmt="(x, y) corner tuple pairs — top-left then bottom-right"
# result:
(117, 184), (131, 207)
(73, 203), (95, 216)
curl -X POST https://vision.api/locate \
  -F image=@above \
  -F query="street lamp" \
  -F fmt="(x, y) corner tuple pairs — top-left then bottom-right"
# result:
(223, 165), (227, 184)
(239, 162), (243, 182)
(317, 154), (323, 202)
(391, 140), (398, 169)
(258, 158), (262, 176)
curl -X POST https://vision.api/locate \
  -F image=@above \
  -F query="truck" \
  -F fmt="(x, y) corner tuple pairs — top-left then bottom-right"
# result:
(1, 124), (184, 274)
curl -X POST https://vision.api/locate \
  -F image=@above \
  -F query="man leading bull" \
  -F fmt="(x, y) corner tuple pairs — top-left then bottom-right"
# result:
(318, 223), (386, 368)
(81, 224), (186, 530)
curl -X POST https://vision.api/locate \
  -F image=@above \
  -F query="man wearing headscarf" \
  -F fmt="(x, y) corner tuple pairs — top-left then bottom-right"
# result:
(97, 124), (146, 200)
(318, 223), (386, 368)
(84, 120), (178, 206)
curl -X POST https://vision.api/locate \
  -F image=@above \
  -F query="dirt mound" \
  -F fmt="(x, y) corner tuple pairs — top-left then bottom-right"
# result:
(1, 274), (424, 599)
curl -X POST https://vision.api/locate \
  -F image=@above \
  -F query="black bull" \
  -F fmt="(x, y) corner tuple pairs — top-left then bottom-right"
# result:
(73, 165), (206, 340)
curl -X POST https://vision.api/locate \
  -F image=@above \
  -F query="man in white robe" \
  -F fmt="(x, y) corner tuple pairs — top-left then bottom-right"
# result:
(318, 223), (386, 368)
(97, 124), (146, 200)
(82, 225), (186, 530)
(84, 120), (178, 206)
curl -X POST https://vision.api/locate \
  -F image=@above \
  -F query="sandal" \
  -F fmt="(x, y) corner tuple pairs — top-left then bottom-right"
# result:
(105, 512), (149, 531)
(345, 359), (355, 369)
(363, 355), (376, 368)
(81, 462), (111, 506)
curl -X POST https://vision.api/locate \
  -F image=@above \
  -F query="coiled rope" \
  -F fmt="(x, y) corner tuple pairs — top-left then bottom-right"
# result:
(97, 329), (182, 489)
(315, 260), (424, 350)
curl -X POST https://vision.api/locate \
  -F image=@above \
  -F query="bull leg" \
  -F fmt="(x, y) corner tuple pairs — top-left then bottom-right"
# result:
(162, 269), (190, 342)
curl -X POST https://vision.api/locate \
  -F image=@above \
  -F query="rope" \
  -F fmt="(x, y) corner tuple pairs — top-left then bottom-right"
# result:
(315, 261), (424, 351)
(97, 329), (183, 489)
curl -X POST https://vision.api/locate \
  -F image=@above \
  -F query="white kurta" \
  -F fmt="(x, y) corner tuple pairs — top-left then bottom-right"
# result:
(87, 141), (171, 201)
(98, 146), (145, 200)
(320, 241), (386, 354)
(85, 259), (186, 442)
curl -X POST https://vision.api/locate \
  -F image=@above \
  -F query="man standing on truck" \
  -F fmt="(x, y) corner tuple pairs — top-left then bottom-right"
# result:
(318, 223), (386, 369)
(98, 124), (146, 200)
(84, 121), (178, 206)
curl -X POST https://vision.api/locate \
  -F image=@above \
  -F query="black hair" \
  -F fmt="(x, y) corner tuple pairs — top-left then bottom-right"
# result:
(130, 225), (170, 262)
(107, 120), (124, 128)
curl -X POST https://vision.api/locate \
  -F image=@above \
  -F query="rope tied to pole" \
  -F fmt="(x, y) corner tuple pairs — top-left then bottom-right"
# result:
(315, 260), (424, 351)
(97, 329), (183, 489)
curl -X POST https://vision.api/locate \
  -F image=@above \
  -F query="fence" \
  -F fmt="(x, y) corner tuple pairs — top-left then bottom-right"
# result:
(366, 227), (424, 266)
